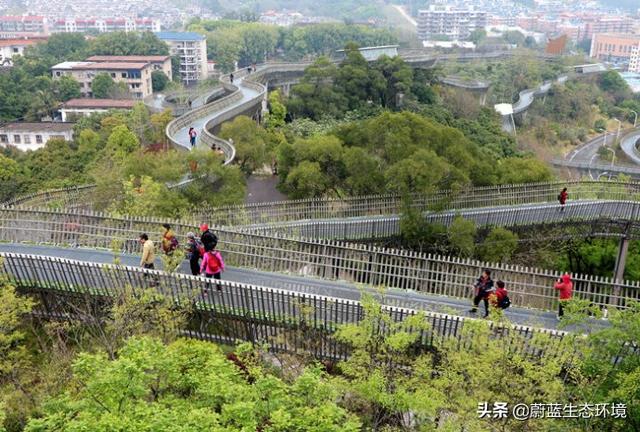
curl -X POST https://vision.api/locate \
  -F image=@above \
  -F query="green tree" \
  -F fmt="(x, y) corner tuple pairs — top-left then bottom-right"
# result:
(91, 73), (116, 99)
(25, 337), (361, 431)
(52, 75), (81, 101)
(219, 115), (268, 175)
(265, 90), (286, 130)
(89, 31), (169, 56)
(598, 70), (630, 94)
(105, 124), (139, 160)
(284, 161), (330, 198)
(0, 155), (20, 202)
(151, 71), (169, 92)
(476, 227), (519, 263)
(448, 215), (477, 258)
(288, 57), (346, 120)
(497, 157), (553, 184)
(111, 175), (186, 218)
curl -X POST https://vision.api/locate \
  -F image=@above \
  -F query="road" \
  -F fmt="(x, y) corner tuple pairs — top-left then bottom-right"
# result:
(0, 243), (606, 332)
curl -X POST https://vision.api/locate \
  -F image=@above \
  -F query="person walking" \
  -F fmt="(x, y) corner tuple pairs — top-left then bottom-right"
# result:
(230, 73), (234, 83)
(188, 127), (197, 147)
(558, 187), (568, 211)
(200, 247), (225, 291)
(161, 223), (178, 255)
(554, 273), (573, 320)
(199, 223), (218, 252)
(139, 233), (156, 270)
(469, 269), (494, 317)
(185, 232), (203, 276)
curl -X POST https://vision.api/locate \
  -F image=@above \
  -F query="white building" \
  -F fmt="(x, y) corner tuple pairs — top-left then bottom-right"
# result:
(0, 37), (47, 66)
(50, 18), (161, 34)
(155, 31), (207, 84)
(0, 122), (74, 151)
(60, 99), (137, 121)
(417, 5), (487, 41)
(630, 44), (640, 73)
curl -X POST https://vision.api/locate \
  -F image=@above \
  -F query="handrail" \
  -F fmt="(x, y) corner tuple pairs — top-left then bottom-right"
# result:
(1, 206), (640, 311)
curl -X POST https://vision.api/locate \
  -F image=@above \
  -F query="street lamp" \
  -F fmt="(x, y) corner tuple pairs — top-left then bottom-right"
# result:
(603, 146), (615, 168)
(597, 127), (607, 146)
(614, 118), (622, 143)
(631, 110), (638, 128)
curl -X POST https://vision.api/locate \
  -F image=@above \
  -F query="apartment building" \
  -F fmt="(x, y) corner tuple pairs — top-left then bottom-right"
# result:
(0, 15), (48, 35)
(60, 98), (137, 121)
(50, 17), (161, 34)
(51, 61), (153, 98)
(155, 31), (207, 84)
(590, 33), (640, 66)
(582, 17), (633, 41)
(417, 5), (487, 41)
(0, 122), (74, 151)
(86, 55), (172, 80)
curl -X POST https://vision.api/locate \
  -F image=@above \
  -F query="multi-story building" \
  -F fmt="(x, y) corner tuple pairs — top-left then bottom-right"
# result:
(0, 36), (48, 65)
(60, 98), (137, 121)
(50, 17), (161, 34)
(582, 17), (633, 41)
(629, 45), (640, 73)
(590, 33), (640, 66)
(417, 5), (487, 41)
(155, 31), (207, 84)
(86, 55), (172, 80)
(0, 122), (74, 151)
(0, 15), (48, 36)
(51, 61), (153, 98)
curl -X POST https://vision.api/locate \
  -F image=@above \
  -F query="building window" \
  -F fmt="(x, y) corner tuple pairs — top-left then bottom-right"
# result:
(24, 135), (30, 144)
(0, 134), (7, 143)
(55, 71), (61, 76)
(35, 135), (42, 144)
(122, 72), (127, 78)
(110, 73), (116, 78)
(12, 47), (18, 53)
(13, 135), (20, 143)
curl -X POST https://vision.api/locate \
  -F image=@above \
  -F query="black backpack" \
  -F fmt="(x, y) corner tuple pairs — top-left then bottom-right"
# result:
(499, 296), (511, 309)
(557, 193), (562, 202)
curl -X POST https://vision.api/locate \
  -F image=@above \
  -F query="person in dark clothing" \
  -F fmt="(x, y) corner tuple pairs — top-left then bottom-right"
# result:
(199, 223), (218, 252)
(229, 73), (234, 83)
(469, 270), (495, 317)
(185, 232), (202, 276)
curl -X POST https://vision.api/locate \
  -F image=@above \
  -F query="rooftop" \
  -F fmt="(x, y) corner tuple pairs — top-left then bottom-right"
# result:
(0, 122), (75, 133)
(62, 98), (137, 109)
(86, 55), (170, 62)
(0, 38), (45, 47)
(154, 31), (205, 42)
(71, 62), (150, 70)
(51, 61), (93, 70)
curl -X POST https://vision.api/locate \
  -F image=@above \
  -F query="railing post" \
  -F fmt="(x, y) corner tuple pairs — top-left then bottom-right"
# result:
(612, 224), (630, 308)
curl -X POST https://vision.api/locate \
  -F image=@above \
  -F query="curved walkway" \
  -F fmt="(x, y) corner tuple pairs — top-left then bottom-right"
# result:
(620, 129), (640, 165)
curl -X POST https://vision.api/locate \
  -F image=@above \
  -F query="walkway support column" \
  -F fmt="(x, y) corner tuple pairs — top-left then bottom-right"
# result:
(612, 228), (630, 308)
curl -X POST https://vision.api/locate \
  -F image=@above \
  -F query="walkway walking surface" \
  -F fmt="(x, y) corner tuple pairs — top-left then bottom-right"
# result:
(0, 243), (606, 332)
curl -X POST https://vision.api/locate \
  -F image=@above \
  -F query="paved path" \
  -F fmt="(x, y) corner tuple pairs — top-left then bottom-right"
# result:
(170, 76), (261, 151)
(620, 129), (640, 165)
(0, 243), (606, 332)
(245, 175), (288, 204)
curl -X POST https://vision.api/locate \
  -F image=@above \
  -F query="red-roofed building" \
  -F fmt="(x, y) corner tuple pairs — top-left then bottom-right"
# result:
(50, 17), (160, 34)
(60, 98), (138, 121)
(0, 15), (48, 35)
(0, 36), (48, 65)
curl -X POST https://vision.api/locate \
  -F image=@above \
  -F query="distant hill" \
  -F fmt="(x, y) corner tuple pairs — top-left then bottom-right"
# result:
(600, 0), (638, 11)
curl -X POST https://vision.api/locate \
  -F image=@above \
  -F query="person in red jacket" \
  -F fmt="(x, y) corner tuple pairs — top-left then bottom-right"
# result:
(554, 273), (573, 319)
(558, 188), (568, 211)
(200, 248), (225, 291)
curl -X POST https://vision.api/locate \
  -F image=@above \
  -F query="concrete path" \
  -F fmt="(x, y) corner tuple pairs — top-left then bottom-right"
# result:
(0, 243), (607, 332)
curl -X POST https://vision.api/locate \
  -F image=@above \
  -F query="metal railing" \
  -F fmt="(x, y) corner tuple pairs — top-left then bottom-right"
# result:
(1, 252), (570, 361)
(1, 207), (639, 311)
